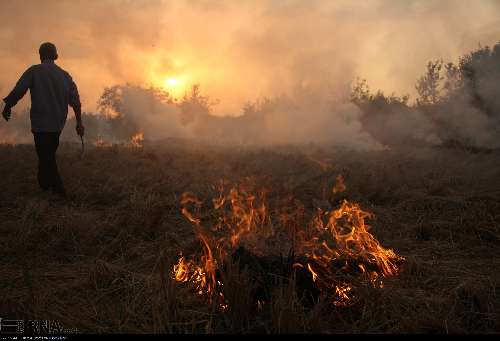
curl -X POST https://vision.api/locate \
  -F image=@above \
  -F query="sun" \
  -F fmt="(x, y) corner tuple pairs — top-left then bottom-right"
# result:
(165, 77), (179, 87)
(162, 76), (187, 97)
(149, 72), (189, 97)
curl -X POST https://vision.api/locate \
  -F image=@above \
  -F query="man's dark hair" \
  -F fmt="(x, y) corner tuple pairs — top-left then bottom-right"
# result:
(39, 42), (58, 61)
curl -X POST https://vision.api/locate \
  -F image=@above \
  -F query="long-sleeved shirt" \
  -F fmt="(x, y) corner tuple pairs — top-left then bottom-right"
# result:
(3, 61), (81, 132)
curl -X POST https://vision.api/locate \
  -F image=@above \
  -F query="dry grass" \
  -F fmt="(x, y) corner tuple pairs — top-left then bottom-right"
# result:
(1, 140), (499, 334)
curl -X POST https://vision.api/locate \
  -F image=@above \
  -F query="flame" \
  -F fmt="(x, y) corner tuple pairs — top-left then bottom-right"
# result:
(333, 282), (353, 306)
(332, 174), (346, 193)
(130, 132), (144, 148)
(92, 135), (113, 147)
(307, 263), (319, 282)
(172, 177), (404, 309)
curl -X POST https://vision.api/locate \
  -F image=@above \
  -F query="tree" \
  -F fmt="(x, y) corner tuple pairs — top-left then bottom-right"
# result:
(350, 78), (371, 105)
(98, 85), (123, 117)
(415, 60), (443, 106)
(178, 84), (219, 125)
(442, 62), (462, 99)
(459, 43), (500, 117)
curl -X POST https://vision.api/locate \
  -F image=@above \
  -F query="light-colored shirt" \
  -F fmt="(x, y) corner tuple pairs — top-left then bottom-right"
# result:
(3, 61), (81, 132)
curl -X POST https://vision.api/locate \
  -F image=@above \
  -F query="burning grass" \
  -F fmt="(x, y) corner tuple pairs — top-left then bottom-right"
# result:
(174, 179), (404, 310)
(0, 141), (499, 333)
(130, 132), (145, 148)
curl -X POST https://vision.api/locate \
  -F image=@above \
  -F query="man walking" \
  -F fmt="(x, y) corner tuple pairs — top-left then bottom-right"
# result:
(2, 42), (84, 198)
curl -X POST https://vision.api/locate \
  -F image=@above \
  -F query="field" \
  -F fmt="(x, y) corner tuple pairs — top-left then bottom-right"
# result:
(1, 140), (500, 333)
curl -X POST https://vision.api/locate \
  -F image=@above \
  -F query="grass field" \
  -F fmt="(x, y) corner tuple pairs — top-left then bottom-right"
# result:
(1, 140), (499, 333)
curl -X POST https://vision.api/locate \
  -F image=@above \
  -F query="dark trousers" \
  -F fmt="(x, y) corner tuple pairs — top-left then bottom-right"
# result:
(33, 132), (65, 195)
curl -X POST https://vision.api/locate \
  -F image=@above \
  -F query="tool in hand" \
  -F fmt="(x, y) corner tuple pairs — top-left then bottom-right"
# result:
(80, 135), (85, 159)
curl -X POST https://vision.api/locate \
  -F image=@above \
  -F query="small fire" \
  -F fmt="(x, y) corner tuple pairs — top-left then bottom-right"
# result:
(332, 174), (346, 193)
(172, 177), (404, 309)
(92, 135), (112, 147)
(130, 132), (144, 148)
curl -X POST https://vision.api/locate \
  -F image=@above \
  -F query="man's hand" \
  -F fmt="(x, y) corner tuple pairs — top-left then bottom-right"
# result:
(2, 105), (11, 122)
(76, 122), (85, 137)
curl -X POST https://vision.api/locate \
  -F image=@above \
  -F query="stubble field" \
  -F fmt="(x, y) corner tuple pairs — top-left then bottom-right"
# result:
(1, 140), (499, 333)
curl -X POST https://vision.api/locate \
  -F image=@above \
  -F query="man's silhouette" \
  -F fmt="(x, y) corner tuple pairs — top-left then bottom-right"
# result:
(2, 42), (84, 198)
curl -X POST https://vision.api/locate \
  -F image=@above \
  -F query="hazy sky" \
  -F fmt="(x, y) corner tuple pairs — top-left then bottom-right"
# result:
(0, 0), (499, 115)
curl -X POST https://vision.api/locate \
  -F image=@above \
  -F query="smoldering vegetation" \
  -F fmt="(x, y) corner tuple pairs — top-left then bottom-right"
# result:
(1, 141), (500, 333)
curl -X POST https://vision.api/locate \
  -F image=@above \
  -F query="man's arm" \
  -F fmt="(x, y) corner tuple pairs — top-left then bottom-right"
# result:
(2, 68), (33, 121)
(69, 79), (84, 137)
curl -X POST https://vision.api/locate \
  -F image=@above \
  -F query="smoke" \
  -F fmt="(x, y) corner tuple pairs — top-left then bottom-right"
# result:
(239, 88), (381, 149)
(436, 87), (500, 149)
(1, 0), (500, 148)
(71, 82), (380, 149)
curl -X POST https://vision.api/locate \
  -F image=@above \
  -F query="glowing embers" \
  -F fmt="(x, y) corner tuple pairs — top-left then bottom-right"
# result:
(90, 132), (145, 148)
(92, 135), (112, 147)
(172, 178), (404, 309)
(130, 132), (144, 148)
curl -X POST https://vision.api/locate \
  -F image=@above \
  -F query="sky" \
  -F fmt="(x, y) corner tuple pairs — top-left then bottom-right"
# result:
(0, 0), (499, 115)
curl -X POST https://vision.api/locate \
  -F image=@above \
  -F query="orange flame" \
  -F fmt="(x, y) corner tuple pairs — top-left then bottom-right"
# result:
(130, 132), (144, 148)
(92, 135), (113, 147)
(332, 174), (346, 193)
(172, 177), (404, 308)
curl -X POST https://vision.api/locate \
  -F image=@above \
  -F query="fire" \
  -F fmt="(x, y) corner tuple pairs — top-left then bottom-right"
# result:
(91, 133), (145, 148)
(332, 174), (346, 193)
(172, 177), (404, 309)
(130, 132), (144, 148)
(92, 135), (112, 147)
(307, 263), (319, 282)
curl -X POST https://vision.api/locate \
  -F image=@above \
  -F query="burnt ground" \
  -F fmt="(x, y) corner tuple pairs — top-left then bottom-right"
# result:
(0, 140), (499, 333)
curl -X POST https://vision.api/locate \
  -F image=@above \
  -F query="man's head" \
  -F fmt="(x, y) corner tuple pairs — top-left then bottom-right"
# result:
(39, 42), (58, 62)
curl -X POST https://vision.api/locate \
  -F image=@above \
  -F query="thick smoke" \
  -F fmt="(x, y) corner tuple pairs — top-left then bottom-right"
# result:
(69, 83), (380, 149)
(353, 43), (500, 149)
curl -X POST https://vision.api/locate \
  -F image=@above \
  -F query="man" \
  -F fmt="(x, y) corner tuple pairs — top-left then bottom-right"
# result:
(1, 42), (84, 198)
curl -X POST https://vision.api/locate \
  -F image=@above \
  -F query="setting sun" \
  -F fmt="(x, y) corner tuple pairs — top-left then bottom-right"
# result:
(165, 77), (179, 87)
(156, 75), (190, 97)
